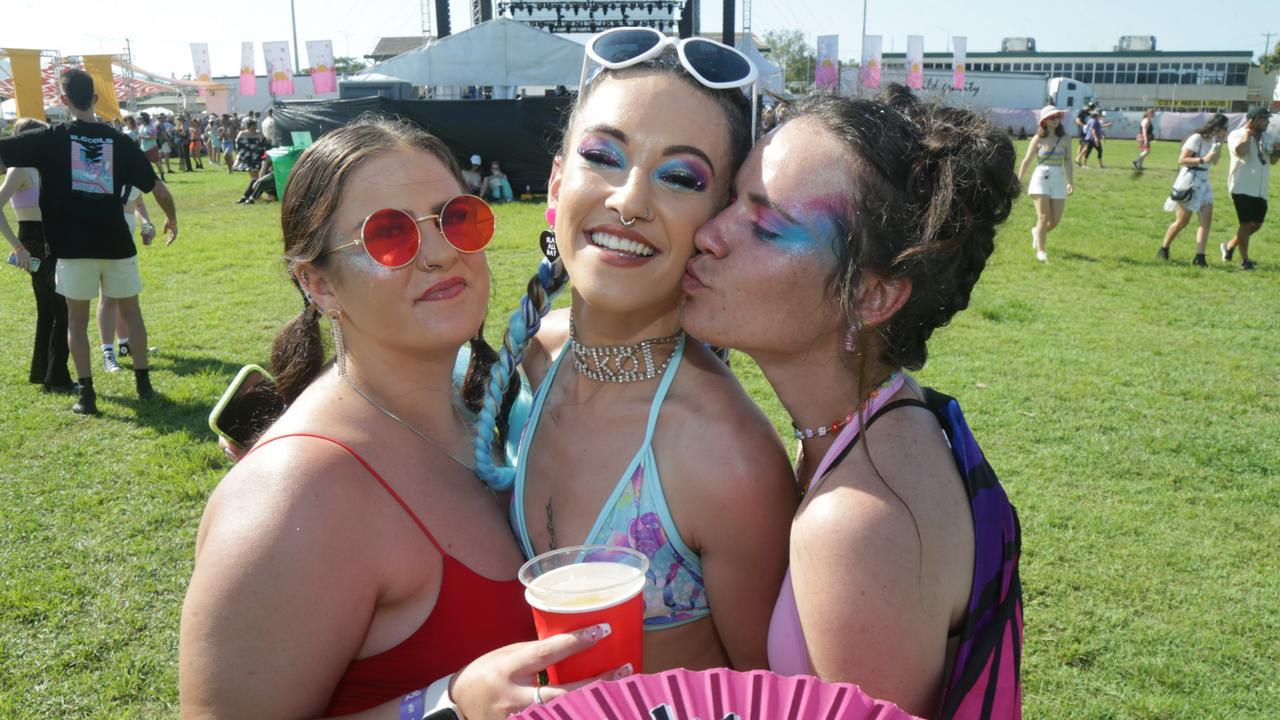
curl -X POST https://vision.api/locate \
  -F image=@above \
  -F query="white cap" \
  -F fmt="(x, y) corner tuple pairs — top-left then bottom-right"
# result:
(470, 154), (481, 166)
(1038, 105), (1064, 124)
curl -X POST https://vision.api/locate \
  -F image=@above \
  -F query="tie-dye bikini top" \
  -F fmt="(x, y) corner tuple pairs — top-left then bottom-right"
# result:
(510, 335), (711, 629)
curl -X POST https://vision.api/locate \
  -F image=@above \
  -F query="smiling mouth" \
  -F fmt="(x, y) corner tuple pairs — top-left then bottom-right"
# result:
(588, 231), (655, 257)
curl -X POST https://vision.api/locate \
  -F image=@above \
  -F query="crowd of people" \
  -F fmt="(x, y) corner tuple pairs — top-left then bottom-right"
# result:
(177, 29), (1022, 720)
(4, 32), (1276, 720)
(1013, 100), (1276, 266)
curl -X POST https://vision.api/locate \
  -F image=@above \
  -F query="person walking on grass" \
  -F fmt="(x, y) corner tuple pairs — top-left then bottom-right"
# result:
(1133, 108), (1155, 171)
(0, 68), (179, 415)
(1159, 113), (1228, 267)
(1074, 101), (1096, 166)
(1080, 111), (1109, 168)
(1221, 107), (1278, 270)
(1018, 105), (1074, 263)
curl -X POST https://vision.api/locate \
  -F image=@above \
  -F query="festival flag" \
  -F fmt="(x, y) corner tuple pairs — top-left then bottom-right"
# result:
(82, 54), (122, 121)
(860, 35), (882, 90)
(953, 36), (967, 88)
(5, 48), (46, 120)
(262, 41), (295, 96)
(240, 42), (256, 96)
(306, 40), (337, 94)
(190, 43), (211, 96)
(815, 35), (840, 91)
(906, 35), (924, 90)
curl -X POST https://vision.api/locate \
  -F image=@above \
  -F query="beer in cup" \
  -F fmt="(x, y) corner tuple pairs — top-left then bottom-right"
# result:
(519, 545), (648, 684)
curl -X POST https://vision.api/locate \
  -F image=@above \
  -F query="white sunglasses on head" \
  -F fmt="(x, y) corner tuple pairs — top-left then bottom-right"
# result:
(580, 27), (761, 139)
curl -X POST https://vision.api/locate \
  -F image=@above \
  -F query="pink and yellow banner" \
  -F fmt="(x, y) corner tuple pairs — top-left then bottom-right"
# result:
(953, 36), (967, 88)
(906, 35), (924, 90)
(860, 35), (881, 90)
(240, 42), (257, 96)
(5, 48), (46, 120)
(306, 40), (337, 94)
(191, 43), (211, 96)
(263, 41), (295, 96)
(815, 35), (839, 91)
(83, 54), (122, 121)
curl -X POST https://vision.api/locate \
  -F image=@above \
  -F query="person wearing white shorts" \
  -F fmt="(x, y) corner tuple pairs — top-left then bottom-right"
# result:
(1017, 105), (1074, 263)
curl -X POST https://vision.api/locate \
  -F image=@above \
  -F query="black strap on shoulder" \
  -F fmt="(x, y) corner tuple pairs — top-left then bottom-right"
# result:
(818, 397), (931, 486)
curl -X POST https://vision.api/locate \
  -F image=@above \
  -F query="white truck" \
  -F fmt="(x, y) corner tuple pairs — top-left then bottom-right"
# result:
(844, 69), (1092, 111)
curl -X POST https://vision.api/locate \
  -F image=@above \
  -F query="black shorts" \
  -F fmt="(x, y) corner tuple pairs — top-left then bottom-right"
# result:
(1232, 193), (1268, 225)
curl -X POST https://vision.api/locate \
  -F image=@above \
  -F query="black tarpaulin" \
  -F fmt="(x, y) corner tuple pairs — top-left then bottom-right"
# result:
(271, 96), (573, 194)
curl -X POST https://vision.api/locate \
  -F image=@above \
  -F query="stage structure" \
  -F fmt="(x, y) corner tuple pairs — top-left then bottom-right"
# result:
(497, 0), (683, 34)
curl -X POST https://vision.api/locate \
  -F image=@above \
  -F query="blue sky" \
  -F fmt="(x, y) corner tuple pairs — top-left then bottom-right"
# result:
(3, 0), (1277, 77)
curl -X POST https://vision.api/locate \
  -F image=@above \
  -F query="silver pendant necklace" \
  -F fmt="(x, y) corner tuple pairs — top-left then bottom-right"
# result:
(569, 316), (682, 384)
(342, 375), (474, 472)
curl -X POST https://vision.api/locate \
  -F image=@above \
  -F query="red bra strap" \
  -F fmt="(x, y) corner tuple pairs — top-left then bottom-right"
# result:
(250, 433), (447, 556)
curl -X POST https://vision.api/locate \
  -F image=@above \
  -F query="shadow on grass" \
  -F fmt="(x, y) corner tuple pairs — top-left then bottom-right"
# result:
(108, 392), (218, 438)
(152, 352), (246, 380)
(1057, 250), (1100, 263)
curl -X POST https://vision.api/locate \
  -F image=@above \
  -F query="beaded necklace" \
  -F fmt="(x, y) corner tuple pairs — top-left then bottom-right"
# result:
(791, 372), (903, 440)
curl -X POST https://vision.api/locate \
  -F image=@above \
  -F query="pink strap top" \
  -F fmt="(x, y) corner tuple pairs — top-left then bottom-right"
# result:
(8, 170), (39, 210)
(767, 373), (907, 676)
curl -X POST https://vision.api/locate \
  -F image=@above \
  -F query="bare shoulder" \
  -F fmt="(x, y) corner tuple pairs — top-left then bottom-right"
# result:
(658, 343), (796, 515)
(522, 308), (570, 388)
(196, 431), (377, 559)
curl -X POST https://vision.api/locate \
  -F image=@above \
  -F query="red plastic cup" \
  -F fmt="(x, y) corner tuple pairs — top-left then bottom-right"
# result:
(519, 545), (648, 685)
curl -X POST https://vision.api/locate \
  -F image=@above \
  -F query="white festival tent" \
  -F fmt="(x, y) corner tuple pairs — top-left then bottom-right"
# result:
(358, 19), (585, 94)
(734, 38), (784, 96)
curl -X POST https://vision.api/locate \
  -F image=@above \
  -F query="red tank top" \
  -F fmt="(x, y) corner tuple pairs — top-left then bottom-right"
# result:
(250, 433), (536, 716)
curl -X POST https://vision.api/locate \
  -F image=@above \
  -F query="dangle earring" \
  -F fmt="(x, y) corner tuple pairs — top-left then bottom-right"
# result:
(539, 207), (559, 262)
(844, 318), (862, 352)
(328, 308), (347, 376)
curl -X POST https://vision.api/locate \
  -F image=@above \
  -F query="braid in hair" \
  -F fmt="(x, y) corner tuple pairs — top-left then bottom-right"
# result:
(473, 256), (569, 490)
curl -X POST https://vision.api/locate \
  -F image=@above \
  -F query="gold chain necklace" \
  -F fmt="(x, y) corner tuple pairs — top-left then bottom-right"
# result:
(342, 376), (474, 472)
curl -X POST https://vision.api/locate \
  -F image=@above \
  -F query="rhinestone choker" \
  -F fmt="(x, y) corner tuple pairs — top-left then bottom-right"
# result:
(569, 317), (682, 384)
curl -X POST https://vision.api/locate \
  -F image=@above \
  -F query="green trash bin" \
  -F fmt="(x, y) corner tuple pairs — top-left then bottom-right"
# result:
(267, 146), (304, 195)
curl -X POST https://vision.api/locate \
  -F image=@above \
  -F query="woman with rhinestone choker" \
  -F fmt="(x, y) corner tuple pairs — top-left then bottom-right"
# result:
(462, 32), (797, 709)
(680, 88), (1025, 718)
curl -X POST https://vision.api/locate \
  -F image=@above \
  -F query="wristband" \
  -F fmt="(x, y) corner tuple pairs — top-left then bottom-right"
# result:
(421, 673), (461, 720)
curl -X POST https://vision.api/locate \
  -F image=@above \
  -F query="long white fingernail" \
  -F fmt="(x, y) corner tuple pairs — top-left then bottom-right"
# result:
(612, 663), (633, 680)
(579, 623), (611, 641)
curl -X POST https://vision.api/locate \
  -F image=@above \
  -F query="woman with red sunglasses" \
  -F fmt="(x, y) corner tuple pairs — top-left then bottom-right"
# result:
(178, 118), (541, 719)
(447, 31), (797, 720)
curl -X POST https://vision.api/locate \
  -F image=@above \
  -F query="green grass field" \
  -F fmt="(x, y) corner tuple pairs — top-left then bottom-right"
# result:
(2, 138), (1277, 719)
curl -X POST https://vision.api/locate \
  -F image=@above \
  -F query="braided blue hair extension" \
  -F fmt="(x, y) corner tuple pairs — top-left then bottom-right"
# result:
(474, 256), (569, 490)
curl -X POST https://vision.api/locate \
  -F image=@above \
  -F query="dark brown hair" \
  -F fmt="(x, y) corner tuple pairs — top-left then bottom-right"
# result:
(789, 86), (1020, 372)
(271, 116), (505, 433)
(1037, 118), (1066, 138)
(59, 69), (95, 111)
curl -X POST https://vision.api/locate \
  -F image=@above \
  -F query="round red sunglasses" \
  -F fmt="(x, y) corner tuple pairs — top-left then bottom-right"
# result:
(325, 194), (495, 268)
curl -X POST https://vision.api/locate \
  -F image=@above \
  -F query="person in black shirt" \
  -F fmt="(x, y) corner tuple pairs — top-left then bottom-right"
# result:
(1074, 101), (1096, 166)
(0, 69), (179, 415)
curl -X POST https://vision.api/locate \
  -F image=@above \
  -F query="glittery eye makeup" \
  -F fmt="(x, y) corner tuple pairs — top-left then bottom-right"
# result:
(654, 159), (711, 193)
(749, 194), (849, 255)
(577, 135), (627, 169)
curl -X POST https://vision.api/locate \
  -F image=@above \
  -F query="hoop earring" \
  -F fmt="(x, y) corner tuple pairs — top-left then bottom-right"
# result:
(328, 309), (347, 376)
(844, 319), (862, 352)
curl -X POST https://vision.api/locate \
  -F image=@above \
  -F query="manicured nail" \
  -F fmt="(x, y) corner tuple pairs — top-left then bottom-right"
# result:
(612, 663), (634, 680)
(578, 623), (611, 641)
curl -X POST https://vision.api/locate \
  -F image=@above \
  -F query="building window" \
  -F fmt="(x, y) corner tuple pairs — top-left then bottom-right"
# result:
(1227, 63), (1248, 85)
(1159, 63), (1177, 85)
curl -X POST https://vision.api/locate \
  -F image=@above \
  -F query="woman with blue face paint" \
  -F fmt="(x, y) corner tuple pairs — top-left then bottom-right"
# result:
(683, 88), (1025, 719)
(454, 29), (797, 719)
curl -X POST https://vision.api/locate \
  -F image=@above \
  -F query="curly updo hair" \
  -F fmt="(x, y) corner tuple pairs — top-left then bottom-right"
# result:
(787, 85), (1020, 371)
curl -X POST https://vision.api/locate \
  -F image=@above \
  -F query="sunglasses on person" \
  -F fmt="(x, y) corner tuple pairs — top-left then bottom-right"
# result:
(325, 194), (495, 268)
(581, 27), (761, 138)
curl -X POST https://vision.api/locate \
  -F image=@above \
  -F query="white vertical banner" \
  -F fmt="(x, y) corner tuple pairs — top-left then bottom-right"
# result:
(306, 40), (337, 94)
(860, 35), (882, 90)
(190, 43), (211, 96)
(815, 35), (840, 91)
(906, 35), (924, 90)
(240, 42), (257, 96)
(953, 36), (967, 88)
(262, 41), (296, 96)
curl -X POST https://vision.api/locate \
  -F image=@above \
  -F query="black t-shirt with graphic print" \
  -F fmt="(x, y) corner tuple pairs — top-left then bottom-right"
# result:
(0, 120), (157, 259)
